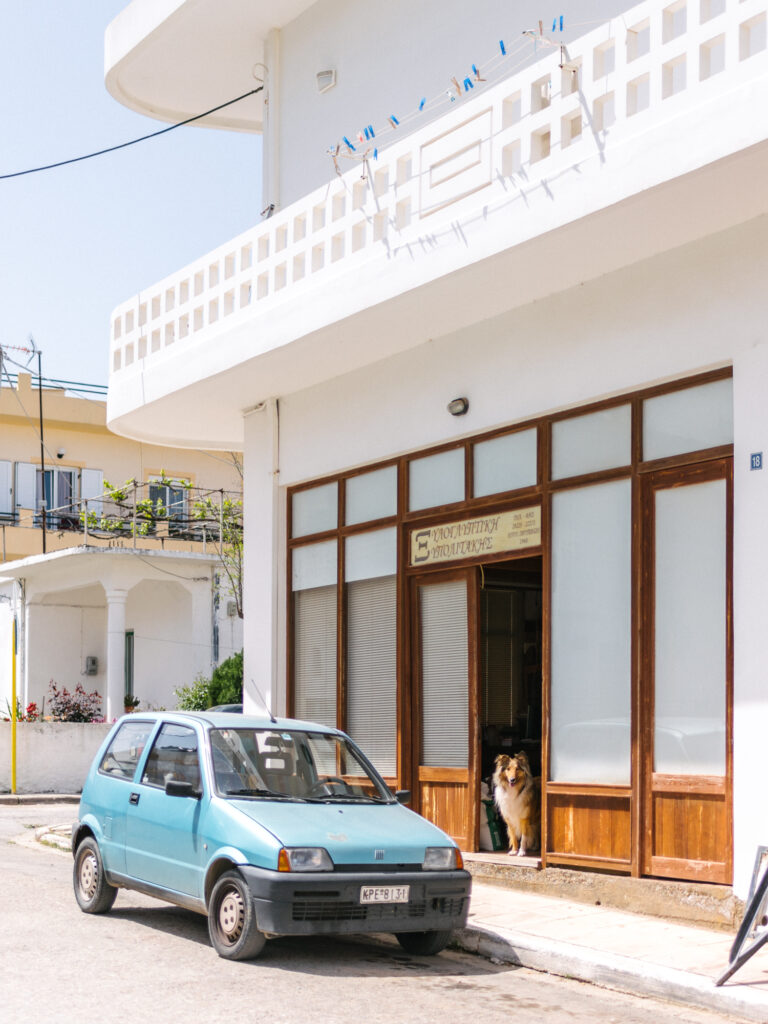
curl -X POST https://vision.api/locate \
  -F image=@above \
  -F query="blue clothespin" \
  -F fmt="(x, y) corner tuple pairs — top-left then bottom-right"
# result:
(373, 148), (378, 160)
(500, 39), (506, 55)
(560, 15), (564, 31)
(343, 135), (356, 152)
(364, 125), (375, 140)
(389, 115), (400, 127)
(463, 77), (474, 91)
(419, 97), (426, 111)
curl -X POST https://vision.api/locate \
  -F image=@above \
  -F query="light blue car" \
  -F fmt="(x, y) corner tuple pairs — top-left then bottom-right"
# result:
(73, 711), (471, 960)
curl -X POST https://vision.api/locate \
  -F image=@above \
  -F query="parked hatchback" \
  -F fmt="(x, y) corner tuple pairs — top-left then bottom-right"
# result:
(73, 711), (471, 960)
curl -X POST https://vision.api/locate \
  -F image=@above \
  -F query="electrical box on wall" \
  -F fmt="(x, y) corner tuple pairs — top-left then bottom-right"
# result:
(226, 601), (237, 618)
(84, 656), (98, 675)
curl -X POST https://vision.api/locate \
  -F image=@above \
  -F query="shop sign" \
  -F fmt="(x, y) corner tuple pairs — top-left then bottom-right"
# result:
(410, 506), (541, 566)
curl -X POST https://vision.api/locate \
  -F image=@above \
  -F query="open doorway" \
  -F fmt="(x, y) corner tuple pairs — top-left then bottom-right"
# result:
(480, 557), (543, 786)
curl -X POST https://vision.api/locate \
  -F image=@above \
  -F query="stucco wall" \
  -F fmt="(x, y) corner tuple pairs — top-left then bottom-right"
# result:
(0, 722), (111, 794)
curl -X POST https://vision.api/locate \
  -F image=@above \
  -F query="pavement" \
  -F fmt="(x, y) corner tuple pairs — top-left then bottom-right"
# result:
(7, 793), (768, 1022)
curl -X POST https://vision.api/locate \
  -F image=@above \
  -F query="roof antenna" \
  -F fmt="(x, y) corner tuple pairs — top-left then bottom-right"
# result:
(249, 678), (277, 723)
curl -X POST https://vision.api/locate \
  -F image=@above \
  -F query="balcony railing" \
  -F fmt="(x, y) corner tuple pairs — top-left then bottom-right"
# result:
(110, 0), (768, 378)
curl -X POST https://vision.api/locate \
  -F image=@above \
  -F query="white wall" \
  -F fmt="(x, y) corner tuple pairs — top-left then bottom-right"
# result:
(26, 602), (106, 713)
(0, 722), (110, 793)
(275, 0), (632, 206)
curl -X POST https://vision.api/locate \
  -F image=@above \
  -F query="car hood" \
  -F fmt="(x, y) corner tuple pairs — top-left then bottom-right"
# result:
(227, 798), (454, 865)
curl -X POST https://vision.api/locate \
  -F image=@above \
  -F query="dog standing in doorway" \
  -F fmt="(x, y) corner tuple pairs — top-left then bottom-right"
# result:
(493, 751), (541, 856)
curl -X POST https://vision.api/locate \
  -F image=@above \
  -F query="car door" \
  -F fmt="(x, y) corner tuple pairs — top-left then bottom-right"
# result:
(124, 721), (207, 897)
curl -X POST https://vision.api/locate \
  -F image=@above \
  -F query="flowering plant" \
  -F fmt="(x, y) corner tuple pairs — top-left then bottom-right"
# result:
(48, 682), (102, 723)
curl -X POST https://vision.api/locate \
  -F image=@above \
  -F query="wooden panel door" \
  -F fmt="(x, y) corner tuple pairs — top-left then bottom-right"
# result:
(641, 460), (732, 883)
(411, 570), (479, 850)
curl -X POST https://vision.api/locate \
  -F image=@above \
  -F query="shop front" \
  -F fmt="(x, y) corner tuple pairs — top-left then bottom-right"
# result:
(287, 369), (733, 883)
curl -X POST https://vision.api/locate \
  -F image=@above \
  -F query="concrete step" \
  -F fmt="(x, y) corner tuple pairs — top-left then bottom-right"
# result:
(463, 852), (743, 932)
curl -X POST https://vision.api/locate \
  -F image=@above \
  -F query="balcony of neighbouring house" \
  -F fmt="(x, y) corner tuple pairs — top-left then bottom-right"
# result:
(107, 0), (768, 449)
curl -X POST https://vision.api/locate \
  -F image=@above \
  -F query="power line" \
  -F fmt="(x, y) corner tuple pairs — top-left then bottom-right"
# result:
(1, 86), (263, 181)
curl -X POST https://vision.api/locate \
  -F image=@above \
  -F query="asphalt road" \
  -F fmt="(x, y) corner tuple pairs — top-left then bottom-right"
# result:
(0, 802), (742, 1024)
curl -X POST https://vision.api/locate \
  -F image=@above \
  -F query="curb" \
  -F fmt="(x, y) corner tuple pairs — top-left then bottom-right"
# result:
(455, 924), (768, 1023)
(0, 794), (80, 806)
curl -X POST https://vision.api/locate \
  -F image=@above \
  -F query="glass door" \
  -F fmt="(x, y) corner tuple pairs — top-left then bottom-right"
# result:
(641, 460), (732, 883)
(410, 569), (479, 849)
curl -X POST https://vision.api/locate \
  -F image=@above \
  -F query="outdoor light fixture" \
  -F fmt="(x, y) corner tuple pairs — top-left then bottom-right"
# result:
(317, 69), (337, 93)
(447, 397), (469, 416)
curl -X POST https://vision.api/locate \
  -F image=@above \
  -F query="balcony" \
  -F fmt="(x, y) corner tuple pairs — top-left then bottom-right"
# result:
(108, 0), (768, 449)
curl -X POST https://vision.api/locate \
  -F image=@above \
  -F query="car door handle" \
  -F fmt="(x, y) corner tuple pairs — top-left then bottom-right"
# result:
(129, 792), (140, 805)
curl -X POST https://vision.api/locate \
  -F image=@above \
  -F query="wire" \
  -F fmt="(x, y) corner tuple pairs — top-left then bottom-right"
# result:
(0, 86), (264, 181)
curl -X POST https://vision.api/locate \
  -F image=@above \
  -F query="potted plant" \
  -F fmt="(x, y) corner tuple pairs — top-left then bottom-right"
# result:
(123, 694), (140, 713)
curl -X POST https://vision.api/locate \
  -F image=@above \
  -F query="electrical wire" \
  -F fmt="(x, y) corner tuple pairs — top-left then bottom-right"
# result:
(0, 86), (263, 181)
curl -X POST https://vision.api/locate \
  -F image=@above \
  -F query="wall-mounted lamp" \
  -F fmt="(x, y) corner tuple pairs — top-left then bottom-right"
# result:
(317, 69), (337, 93)
(447, 397), (469, 417)
(56, 448), (66, 460)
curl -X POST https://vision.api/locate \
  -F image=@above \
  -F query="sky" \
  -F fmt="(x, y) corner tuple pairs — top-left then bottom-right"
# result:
(0, 2), (261, 386)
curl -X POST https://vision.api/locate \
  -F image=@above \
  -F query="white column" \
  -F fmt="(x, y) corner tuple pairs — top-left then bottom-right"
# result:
(105, 588), (128, 721)
(243, 400), (281, 716)
(732, 345), (768, 897)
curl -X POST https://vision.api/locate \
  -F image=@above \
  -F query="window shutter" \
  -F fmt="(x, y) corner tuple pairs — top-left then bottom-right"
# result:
(81, 468), (104, 516)
(293, 585), (337, 728)
(0, 461), (12, 515)
(420, 580), (469, 768)
(14, 462), (37, 511)
(346, 576), (397, 775)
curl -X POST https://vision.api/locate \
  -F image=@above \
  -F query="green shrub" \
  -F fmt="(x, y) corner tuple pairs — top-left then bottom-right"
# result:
(174, 674), (212, 711)
(208, 650), (243, 706)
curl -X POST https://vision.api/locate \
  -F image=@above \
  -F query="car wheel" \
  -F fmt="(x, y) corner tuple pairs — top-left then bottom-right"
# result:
(73, 837), (117, 914)
(207, 870), (266, 960)
(395, 930), (452, 956)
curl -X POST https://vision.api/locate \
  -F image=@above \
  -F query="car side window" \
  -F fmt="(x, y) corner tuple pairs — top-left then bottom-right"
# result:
(99, 720), (155, 780)
(142, 723), (201, 790)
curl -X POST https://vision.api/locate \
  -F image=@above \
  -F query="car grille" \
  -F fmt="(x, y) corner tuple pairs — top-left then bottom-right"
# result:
(291, 896), (467, 923)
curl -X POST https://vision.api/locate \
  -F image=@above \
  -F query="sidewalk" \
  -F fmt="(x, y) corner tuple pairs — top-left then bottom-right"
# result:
(457, 878), (768, 1022)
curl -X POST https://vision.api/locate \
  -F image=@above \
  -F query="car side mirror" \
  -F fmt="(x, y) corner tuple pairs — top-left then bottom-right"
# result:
(166, 779), (201, 799)
(395, 789), (411, 805)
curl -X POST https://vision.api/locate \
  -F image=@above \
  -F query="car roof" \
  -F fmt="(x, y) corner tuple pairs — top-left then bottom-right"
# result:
(129, 710), (343, 735)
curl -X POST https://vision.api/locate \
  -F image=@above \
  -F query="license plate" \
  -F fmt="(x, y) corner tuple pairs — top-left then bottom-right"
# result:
(360, 885), (410, 905)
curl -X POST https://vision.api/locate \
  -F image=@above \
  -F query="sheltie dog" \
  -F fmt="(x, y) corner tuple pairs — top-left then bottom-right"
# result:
(493, 752), (541, 857)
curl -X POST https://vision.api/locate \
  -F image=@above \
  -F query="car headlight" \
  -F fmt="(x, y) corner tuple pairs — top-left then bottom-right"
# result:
(422, 846), (463, 871)
(277, 847), (334, 872)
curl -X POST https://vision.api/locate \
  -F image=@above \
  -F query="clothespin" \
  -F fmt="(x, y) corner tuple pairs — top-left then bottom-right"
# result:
(388, 114), (400, 128)
(364, 125), (375, 140)
(463, 77), (474, 91)
(343, 135), (356, 152)
(419, 97), (426, 111)
(472, 64), (486, 82)
(451, 76), (463, 96)
(357, 131), (365, 143)
(446, 89), (456, 102)
(499, 40), (507, 56)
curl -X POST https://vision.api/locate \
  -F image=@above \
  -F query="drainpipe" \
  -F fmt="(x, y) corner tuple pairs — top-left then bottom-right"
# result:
(263, 29), (281, 213)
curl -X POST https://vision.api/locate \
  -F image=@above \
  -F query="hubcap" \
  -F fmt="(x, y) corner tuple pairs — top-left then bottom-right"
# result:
(219, 887), (244, 942)
(79, 851), (97, 899)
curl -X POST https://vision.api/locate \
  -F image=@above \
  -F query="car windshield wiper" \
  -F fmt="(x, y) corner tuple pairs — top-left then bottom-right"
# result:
(224, 787), (299, 800)
(304, 794), (382, 803)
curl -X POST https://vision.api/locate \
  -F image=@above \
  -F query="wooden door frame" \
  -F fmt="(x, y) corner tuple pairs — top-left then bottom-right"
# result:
(639, 458), (733, 882)
(408, 566), (481, 850)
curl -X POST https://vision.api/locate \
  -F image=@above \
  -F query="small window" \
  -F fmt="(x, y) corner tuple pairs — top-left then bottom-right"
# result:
(345, 465), (397, 525)
(99, 720), (155, 780)
(142, 723), (201, 789)
(643, 378), (733, 461)
(149, 478), (189, 536)
(408, 448), (464, 511)
(474, 429), (537, 497)
(292, 482), (338, 537)
(552, 405), (631, 479)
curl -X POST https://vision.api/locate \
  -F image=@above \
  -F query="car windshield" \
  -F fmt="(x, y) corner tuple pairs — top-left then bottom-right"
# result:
(209, 728), (395, 803)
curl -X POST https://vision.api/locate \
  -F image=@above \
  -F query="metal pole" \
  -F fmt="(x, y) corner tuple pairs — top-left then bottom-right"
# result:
(11, 615), (17, 794)
(133, 481), (137, 549)
(37, 351), (46, 554)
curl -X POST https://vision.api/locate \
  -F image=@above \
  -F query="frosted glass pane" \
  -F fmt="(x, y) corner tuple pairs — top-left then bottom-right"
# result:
(409, 448), (464, 511)
(347, 576), (397, 775)
(643, 378), (733, 460)
(292, 482), (337, 537)
(346, 465), (397, 524)
(551, 480), (632, 783)
(552, 405), (631, 479)
(345, 528), (397, 582)
(420, 581), (468, 767)
(474, 429), (537, 497)
(654, 479), (726, 774)
(292, 540), (337, 591)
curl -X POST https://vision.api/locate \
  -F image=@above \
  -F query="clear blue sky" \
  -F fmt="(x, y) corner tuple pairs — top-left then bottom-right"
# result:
(0, 2), (261, 385)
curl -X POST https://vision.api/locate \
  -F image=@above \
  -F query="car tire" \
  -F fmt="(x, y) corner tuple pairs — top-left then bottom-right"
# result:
(394, 930), (452, 956)
(73, 836), (117, 914)
(207, 870), (266, 961)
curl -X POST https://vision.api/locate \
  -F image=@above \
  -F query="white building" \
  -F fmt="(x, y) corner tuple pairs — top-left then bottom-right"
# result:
(103, 0), (768, 895)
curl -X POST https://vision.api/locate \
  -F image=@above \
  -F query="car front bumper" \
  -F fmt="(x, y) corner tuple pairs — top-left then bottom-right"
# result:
(239, 866), (472, 936)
